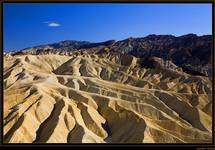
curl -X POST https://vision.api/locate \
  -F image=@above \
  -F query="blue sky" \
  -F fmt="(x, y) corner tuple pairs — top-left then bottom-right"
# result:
(4, 3), (212, 52)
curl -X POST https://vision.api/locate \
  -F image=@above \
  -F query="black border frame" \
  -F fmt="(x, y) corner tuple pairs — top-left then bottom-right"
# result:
(0, 0), (214, 147)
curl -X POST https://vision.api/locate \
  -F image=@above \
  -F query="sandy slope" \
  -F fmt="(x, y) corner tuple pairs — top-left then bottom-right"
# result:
(3, 53), (212, 143)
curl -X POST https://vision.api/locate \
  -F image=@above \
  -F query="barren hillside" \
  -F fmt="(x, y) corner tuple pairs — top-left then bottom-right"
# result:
(3, 50), (212, 143)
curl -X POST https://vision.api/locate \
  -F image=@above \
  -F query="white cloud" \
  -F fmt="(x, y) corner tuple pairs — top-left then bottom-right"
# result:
(44, 21), (60, 27)
(48, 22), (60, 27)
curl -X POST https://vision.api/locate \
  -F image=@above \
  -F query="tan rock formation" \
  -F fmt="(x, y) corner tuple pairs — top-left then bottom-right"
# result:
(3, 53), (212, 143)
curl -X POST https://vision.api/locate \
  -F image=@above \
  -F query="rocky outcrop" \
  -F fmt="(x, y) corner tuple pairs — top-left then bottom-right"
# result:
(3, 53), (212, 143)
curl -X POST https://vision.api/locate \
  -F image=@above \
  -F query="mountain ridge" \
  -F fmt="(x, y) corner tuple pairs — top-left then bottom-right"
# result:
(6, 34), (212, 77)
(7, 33), (211, 53)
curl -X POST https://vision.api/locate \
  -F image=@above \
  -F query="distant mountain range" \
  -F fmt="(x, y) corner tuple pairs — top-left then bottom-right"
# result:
(8, 34), (212, 77)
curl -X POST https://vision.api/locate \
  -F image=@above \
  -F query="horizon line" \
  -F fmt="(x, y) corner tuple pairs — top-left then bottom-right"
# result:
(4, 33), (212, 52)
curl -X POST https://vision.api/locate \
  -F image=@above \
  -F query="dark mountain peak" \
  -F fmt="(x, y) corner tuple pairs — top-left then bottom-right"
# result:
(144, 34), (176, 40)
(179, 33), (198, 38)
(96, 40), (116, 45)
(58, 40), (90, 44)
(178, 34), (199, 41)
(50, 40), (91, 49)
